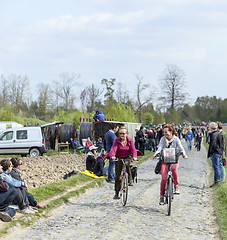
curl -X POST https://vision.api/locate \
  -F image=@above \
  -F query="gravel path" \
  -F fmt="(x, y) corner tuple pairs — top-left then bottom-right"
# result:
(5, 141), (220, 240)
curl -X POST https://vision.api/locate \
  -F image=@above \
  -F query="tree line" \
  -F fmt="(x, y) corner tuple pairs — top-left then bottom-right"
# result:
(0, 65), (226, 126)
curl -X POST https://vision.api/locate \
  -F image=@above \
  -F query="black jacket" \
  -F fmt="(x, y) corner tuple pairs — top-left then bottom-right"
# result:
(86, 152), (96, 172)
(208, 130), (224, 158)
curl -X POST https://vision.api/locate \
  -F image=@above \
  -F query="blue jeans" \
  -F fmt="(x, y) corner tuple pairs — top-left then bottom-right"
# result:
(187, 140), (192, 150)
(108, 159), (115, 182)
(210, 153), (221, 183)
(197, 140), (202, 151)
(0, 187), (17, 217)
(96, 166), (109, 177)
(219, 159), (226, 182)
(26, 192), (38, 207)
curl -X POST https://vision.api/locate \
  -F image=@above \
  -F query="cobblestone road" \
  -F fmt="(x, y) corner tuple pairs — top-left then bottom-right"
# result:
(5, 141), (220, 240)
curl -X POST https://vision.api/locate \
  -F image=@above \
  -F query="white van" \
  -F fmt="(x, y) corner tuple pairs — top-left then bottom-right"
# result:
(0, 121), (64, 157)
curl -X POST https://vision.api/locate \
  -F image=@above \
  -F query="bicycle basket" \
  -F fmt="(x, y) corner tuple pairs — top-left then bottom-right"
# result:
(162, 148), (177, 164)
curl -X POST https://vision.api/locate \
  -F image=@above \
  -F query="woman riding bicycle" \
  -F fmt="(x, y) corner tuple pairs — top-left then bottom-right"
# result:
(107, 127), (137, 199)
(152, 124), (188, 205)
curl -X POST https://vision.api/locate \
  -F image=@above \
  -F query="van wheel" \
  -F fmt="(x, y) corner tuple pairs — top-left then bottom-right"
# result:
(29, 148), (40, 157)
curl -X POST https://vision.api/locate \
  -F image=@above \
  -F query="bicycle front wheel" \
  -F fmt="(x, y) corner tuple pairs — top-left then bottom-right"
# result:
(167, 177), (173, 216)
(121, 172), (128, 206)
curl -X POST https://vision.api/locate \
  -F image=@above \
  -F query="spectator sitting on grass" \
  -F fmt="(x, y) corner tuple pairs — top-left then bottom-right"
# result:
(86, 145), (98, 172)
(0, 165), (17, 222)
(10, 158), (46, 209)
(0, 159), (35, 214)
(93, 149), (109, 177)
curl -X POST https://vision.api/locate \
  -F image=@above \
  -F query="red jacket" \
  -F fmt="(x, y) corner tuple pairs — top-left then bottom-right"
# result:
(86, 141), (93, 147)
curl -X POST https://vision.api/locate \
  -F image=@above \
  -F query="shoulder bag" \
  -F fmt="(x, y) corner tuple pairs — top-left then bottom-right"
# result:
(0, 177), (9, 192)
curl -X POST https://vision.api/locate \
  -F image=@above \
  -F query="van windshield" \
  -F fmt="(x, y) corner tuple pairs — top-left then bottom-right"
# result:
(0, 131), (13, 141)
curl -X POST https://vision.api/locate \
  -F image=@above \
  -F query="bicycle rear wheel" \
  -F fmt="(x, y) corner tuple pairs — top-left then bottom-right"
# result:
(167, 177), (173, 216)
(121, 172), (128, 206)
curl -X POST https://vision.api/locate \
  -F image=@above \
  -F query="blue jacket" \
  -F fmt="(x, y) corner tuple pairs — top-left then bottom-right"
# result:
(104, 130), (117, 152)
(1, 172), (26, 188)
(185, 131), (194, 141)
(98, 111), (105, 121)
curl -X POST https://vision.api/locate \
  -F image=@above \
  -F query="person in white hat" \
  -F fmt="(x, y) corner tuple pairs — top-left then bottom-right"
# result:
(86, 145), (98, 172)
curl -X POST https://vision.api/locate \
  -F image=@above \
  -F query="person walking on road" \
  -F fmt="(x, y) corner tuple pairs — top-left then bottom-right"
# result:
(152, 124), (188, 205)
(196, 128), (203, 151)
(185, 128), (194, 150)
(107, 126), (137, 199)
(208, 122), (224, 187)
(136, 125), (146, 155)
(217, 122), (226, 182)
(104, 123), (119, 183)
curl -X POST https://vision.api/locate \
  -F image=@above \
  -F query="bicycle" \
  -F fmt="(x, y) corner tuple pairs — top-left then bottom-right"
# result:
(162, 148), (182, 216)
(114, 158), (131, 206)
(155, 148), (182, 216)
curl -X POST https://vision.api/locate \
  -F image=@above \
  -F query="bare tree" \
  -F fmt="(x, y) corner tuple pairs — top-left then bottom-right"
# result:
(5, 74), (30, 109)
(53, 73), (80, 110)
(37, 83), (53, 115)
(115, 82), (132, 106)
(0, 75), (9, 107)
(134, 74), (153, 122)
(86, 84), (103, 112)
(159, 64), (188, 111)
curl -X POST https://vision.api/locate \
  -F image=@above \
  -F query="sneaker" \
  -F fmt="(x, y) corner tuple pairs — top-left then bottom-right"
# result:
(0, 212), (12, 222)
(174, 185), (180, 194)
(20, 207), (34, 214)
(107, 180), (115, 184)
(210, 182), (220, 188)
(28, 206), (37, 213)
(159, 195), (165, 205)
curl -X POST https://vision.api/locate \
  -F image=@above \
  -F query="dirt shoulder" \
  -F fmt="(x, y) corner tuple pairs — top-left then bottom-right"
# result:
(0, 153), (87, 189)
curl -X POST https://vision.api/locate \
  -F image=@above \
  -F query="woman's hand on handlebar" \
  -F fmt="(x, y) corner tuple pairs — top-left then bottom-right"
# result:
(183, 155), (188, 159)
(133, 157), (137, 161)
(152, 155), (156, 159)
(111, 156), (116, 160)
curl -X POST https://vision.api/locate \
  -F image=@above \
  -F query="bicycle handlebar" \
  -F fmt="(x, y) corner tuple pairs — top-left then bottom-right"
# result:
(113, 157), (132, 162)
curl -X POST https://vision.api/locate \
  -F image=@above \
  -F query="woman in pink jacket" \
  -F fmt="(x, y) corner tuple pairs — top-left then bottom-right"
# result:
(107, 127), (137, 199)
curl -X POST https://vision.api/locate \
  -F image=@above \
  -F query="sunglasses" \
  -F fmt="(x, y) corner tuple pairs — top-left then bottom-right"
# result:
(119, 132), (126, 135)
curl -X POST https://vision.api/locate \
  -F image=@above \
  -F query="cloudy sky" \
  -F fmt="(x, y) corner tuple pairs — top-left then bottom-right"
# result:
(1, 0), (227, 107)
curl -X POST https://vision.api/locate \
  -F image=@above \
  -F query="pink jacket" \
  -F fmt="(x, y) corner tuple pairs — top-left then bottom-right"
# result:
(107, 136), (137, 159)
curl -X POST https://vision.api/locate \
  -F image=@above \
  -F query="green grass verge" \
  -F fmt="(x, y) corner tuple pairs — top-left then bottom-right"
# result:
(204, 138), (227, 240)
(29, 173), (92, 202)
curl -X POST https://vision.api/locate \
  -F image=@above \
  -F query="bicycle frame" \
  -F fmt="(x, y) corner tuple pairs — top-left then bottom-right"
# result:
(115, 158), (131, 206)
(165, 163), (174, 216)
